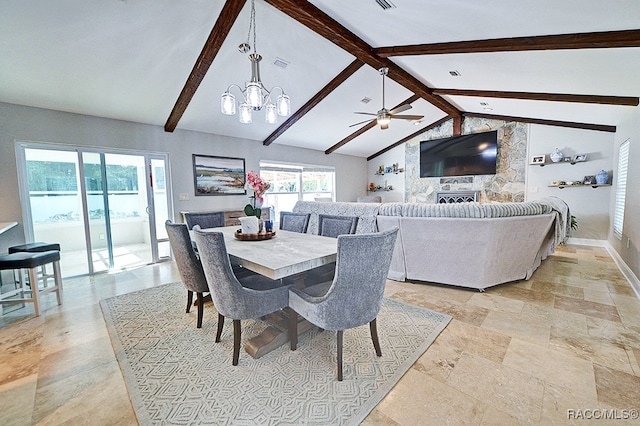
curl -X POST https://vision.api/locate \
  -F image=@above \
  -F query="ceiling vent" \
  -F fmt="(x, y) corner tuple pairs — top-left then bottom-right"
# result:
(449, 70), (462, 77)
(361, 97), (372, 104)
(375, 0), (397, 10)
(273, 57), (289, 68)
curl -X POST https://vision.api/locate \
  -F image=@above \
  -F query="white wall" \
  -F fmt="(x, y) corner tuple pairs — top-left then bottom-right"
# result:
(0, 102), (367, 251)
(526, 125), (615, 240)
(365, 145), (405, 202)
(610, 108), (640, 279)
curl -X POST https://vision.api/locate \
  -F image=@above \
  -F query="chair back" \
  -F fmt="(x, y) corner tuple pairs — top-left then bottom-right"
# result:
(315, 228), (399, 330)
(184, 212), (225, 230)
(165, 221), (209, 293)
(318, 214), (358, 238)
(279, 212), (310, 233)
(192, 229), (289, 319)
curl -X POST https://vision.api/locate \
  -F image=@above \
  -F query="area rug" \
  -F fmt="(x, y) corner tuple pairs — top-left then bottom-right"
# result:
(100, 282), (451, 425)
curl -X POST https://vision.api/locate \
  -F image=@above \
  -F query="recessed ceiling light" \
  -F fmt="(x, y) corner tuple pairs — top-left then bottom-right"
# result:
(483, 107), (493, 111)
(273, 57), (289, 68)
(449, 70), (461, 77)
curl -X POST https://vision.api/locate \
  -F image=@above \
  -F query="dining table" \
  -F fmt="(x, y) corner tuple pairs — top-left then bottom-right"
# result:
(196, 225), (338, 280)
(193, 225), (339, 358)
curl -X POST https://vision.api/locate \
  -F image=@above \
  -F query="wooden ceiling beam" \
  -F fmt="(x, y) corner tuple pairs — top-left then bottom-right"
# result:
(263, 0), (460, 117)
(263, 59), (364, 146)
(432, 88), (639, 106)
(374, 29), (640, 57)
(367, 116), (452, 161)
(462, 112), (616, 133)
(325, 95), (420, 155)
(164, 0), (246, 132)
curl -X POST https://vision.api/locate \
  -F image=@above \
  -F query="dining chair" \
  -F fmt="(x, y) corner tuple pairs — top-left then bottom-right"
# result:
(165, 220), (210, 328)
(288, 227), (399, 380)
(279, 212), (310, 233)
(184, 211), (226, 229)
(192, 228), (291, 366)
(318, 214), (358, 238)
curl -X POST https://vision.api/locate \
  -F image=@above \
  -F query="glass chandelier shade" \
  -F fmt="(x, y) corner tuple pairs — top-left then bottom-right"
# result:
(219, 0), (290, 125)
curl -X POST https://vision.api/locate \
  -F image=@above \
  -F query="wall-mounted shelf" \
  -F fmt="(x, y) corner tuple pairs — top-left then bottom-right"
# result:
(548, 184), (611, 189)
(376, 164), (404, 175)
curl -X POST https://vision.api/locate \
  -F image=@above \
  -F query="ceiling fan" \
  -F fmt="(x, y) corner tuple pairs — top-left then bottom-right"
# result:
(350, 67), (424, 130)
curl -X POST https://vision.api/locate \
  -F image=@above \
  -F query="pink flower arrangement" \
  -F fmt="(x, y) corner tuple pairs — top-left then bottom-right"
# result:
(246, 170), (270, 204)
(244, 171), (270, 218)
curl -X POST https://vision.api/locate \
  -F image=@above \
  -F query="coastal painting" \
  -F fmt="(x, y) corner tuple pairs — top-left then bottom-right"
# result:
(193, 154), (246, 196)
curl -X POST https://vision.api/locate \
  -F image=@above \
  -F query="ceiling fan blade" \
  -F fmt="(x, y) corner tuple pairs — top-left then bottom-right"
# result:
(353, 112), (377, 116)
(349, 118), (375, 127)
(391, 114), (424, 120)
(389, 104), (412, 115)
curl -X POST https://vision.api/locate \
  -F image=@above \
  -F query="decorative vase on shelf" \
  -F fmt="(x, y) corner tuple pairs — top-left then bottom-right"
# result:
(596, 170), (609, 185)
(549, 148), (563, 163)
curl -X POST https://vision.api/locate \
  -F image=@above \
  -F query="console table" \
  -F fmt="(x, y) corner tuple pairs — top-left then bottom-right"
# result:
(180, 209), (270, 227)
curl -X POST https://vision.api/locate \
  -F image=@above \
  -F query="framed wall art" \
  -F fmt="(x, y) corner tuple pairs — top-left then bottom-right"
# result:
(192, 154), (246, 196)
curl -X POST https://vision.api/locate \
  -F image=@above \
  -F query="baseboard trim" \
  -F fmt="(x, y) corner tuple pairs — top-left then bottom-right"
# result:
(605, 243), (640, 300)
(565, 238), (640, 300)
(566, 237), (608, 247)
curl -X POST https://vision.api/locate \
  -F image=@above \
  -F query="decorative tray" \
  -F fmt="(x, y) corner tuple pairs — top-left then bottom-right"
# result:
(234, 230), (276, 241)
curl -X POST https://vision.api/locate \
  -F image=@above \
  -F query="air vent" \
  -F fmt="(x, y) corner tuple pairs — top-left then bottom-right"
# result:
(361, 97), (372, 104)
(273, 57), (289, 68)
(375, 0), (397, 10)
(449, 70), (461, 77)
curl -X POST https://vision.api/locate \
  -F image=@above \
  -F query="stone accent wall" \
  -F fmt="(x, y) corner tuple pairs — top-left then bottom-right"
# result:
(405, 117), (527, 203)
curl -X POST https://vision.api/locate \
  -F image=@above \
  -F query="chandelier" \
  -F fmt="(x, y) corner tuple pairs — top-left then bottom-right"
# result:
(220, 0), (291, 124)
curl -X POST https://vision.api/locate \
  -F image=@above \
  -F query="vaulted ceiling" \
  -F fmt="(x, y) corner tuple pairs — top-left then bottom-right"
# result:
(2, 0), (640, 160)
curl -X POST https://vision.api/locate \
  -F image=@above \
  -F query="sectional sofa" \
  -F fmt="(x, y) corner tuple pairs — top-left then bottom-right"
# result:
(291, 197), (570, 290)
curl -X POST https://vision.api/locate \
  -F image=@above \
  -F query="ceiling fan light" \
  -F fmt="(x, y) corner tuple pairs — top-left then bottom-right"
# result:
(265, 103), (277, 124)
(276, 93), (290, 116)
(221, 92), (236, 115)
(239, 103), (252, 124)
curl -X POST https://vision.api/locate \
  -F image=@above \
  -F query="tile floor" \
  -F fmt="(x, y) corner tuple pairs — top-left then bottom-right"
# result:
(1, 245), (639, 425)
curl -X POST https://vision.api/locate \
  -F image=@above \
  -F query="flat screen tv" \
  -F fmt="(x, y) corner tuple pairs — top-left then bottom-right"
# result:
(419, 130), (498, 178)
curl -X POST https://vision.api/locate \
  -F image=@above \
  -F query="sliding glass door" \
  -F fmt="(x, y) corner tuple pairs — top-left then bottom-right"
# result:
(18, 143), (172, 277)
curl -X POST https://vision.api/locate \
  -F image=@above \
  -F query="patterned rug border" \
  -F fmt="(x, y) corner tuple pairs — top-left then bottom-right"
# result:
(100, 282), (451, 425)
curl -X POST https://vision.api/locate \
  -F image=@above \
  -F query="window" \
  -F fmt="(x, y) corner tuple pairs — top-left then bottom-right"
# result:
(613, 139), (629, 239)
(260, 162), (335, 220)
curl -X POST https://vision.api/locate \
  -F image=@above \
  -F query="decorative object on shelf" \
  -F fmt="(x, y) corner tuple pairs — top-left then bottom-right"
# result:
(193, 154), (246, 196)
(530, 155), (546, 165)
(549, 148), (563, 163)
(596, 170), (609, 185)
(583, 175), (596, 185)
(378, 165), (384, 174)
(220, 0), (291, 124)
(244, 170), (270, 219)
(563, 156), (572, 162)
(375, 164), (405, 175)
(573, 153), (588, 163)
(369, 182), (376, 191)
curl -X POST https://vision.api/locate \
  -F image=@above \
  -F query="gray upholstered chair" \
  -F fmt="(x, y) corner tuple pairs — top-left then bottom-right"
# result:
(288, 227), (399, 381)
(184, 211), (226, 230)
(279, 212), (310, 233)
(165, 220), (210, 328)
(318, 214), (358, 238)
(192, 228), (291, 366)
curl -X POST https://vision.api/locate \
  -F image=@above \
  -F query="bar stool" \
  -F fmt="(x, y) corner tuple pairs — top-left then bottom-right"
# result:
(0, 250), (63, 316)
(9, 242), (61, 287)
